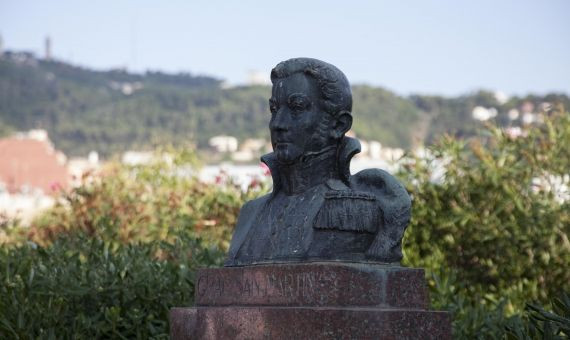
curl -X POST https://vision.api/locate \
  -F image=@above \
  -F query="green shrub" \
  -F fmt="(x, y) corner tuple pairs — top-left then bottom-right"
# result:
(428, 268), (513, 339)
(400, 110), (569, 338)
(12, 147), (262, 251)
(506, 293), (570, 339)
(0, 233), (224, 339)
(0, 147), (264, 338)
(401, 110), (570, 311)
(1, 113), (568, 338)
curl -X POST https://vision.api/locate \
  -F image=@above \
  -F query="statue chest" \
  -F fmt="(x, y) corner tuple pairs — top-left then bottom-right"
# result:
(237, 185), (325, 263)
(235, 184), (377, 264)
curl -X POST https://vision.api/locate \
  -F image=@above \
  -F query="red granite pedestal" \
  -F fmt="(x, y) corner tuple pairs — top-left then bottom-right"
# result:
(170, 262), (451, 339)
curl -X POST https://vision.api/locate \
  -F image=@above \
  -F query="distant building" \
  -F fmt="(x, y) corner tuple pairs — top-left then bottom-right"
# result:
(45, 36), (52, 60)
(247, 70), (270, 85)
(0, 130), (70, 223)
(68, 151), (100, 187)
(521, 101), (534, 113)
(209, 135), (238, 153)
(494, 91), (509, 105)
(539, 102), (552, 112)
(472, 106), (498, 121)
(122, 151), (154, 165)
(109, 81), (143, 95)
(508, 109), (520, 121)
(369, 141), (382, 160)
(0, 130), (69, 194)
(4, 51), (38, 66)
(199, 163), (268, 191)
(382, 147), (404, 161)
(240, 138), (266, 153)
(522, 112), (537, 125)
(357, 140), (369, 158)
(231, 150), (254, 162)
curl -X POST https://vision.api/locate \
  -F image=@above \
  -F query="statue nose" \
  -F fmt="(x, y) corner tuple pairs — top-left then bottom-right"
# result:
(270, 110), (289, 131)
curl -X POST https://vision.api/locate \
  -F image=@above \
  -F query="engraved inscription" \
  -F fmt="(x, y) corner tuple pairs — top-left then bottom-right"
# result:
(197, 269), (340, 303)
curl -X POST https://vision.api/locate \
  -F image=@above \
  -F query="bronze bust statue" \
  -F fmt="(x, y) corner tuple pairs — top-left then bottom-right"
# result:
(225, 58), (411, 266)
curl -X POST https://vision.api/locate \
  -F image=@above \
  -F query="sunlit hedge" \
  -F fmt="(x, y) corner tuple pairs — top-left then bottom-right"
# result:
(400, 110), (570, 338)
(0, 234), (223, 339)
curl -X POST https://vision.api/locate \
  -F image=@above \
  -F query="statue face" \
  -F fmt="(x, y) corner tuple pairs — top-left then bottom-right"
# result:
(269, 73), (330, 164)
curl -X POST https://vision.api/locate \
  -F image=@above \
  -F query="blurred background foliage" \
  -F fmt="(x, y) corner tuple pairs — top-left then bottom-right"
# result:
(1, 110), (569, 337)
(1, 56), (569, 158)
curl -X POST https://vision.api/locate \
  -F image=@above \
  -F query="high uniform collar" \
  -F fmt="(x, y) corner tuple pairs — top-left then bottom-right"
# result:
(261, 136), (361, 196)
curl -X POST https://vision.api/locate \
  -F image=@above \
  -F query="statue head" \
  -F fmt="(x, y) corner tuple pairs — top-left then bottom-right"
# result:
(269, 58), (353, 165)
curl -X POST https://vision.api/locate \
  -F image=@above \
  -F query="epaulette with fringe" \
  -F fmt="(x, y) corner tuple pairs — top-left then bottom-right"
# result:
(314, 190), (380, 233)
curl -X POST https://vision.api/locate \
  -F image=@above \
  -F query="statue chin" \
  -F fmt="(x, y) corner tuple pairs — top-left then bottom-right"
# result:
(274, 145), (303, 165)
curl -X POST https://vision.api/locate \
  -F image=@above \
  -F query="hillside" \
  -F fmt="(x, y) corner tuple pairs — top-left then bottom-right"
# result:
(1, 51), (568, 158)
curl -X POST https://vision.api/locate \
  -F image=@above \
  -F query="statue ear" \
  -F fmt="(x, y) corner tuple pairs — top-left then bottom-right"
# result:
(331, 111), (353, 139)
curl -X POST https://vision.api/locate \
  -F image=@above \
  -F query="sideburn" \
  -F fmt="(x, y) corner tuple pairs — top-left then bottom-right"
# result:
(308, 113), (337, 151)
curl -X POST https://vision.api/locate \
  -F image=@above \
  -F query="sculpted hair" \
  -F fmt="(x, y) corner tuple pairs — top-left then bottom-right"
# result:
(270, 58), (352, 117)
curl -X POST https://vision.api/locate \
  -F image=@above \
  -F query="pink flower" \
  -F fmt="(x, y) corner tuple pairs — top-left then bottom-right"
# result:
(261, 162), (271, 176)
(50, 181), (61, 192)
(249, 178), (260, 190)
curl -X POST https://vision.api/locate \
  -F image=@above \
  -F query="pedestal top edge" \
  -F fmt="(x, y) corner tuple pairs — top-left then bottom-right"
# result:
(204, 260), (424, 272)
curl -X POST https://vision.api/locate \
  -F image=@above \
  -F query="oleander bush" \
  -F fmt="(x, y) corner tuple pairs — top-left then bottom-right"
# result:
(5, 146), (263, 251)
(400, 109), (570, 338)
(428, 267), (570, 339)
(0, 145), (265, 338)
(0, 233), (224, 339)
(506, 293), (570, 340)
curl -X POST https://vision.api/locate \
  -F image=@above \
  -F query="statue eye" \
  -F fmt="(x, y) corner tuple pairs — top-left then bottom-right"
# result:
(288, 96), (310, 113)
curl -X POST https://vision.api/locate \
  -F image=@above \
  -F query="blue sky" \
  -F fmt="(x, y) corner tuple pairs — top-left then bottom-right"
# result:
(1, 0), (569, 96)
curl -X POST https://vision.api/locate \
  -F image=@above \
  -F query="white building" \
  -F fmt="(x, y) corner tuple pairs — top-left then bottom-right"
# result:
(209, 135), (238, 153)
(247, 70), (270, 85)
(472, 106), (498, 121)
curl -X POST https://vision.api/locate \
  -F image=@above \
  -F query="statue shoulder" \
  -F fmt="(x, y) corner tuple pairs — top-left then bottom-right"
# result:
(314, 168), (411, 235)
(239, 194), (271, 215)
(350, 168), (411, 263)
(314, 179), (379, 233)
(349, 168), (411, 226)
(235, 193), (271, 231)
(350, 169), (410, 202)
(232, 194), (269, 239)
(225, 193), (271, 266)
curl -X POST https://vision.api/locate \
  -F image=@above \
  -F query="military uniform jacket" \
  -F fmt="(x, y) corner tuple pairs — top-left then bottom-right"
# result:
(225, 137), (411, 266)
